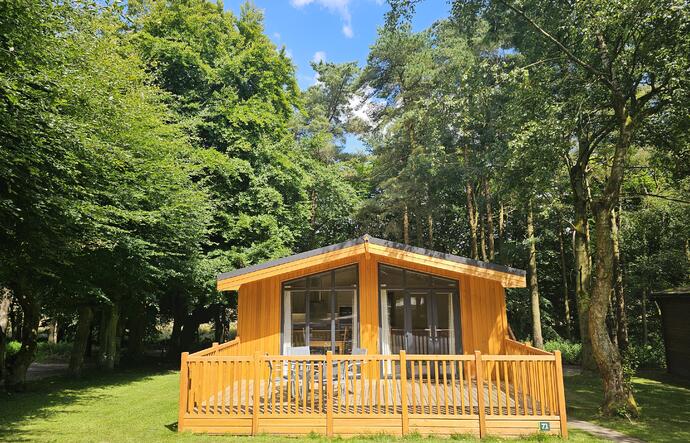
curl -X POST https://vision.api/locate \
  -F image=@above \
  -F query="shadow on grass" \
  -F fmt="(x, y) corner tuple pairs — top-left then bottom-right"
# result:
(0, 359), (174, 441)
(565, 371), (690, 443)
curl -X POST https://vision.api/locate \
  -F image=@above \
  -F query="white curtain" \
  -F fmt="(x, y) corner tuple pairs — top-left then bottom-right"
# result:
(448, 295), (456, 354)
(282, 291), (291, 354)
(380, 289), (391, 354)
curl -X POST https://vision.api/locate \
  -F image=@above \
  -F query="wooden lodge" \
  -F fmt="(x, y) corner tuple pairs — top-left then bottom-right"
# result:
(178, 235), (568, 438)
(652, 287), (690, 378)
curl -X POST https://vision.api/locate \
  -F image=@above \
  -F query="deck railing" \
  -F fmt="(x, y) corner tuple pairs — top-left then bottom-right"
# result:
(504, 338), (553, 356)
(178, 348), (567, 438)
(189, 337), (240, 357)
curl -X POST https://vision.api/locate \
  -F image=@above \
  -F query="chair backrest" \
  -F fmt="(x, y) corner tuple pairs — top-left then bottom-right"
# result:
(286, 346), (311, 356)
(352, 347), (367, 356)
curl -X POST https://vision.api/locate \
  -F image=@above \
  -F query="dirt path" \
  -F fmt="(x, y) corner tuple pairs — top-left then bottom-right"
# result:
(569, 419), (646, 443)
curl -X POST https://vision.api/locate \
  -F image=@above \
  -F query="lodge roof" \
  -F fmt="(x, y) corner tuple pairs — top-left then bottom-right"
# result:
(651, 286), (690, 299)
(217, 235), (526, 291)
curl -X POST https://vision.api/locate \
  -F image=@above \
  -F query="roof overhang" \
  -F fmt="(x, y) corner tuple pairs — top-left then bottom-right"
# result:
(217, 235), (526, 291)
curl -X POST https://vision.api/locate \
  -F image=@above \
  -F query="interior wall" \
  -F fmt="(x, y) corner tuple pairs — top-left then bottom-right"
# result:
(235, 253), (508, 355)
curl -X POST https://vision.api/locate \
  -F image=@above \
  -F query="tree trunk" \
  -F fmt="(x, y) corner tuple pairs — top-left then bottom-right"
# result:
(127, 300), (146, 358)
(496, 202), (505, 263)
(98, 304), (119, 370)
(588, 104), (638, 416)
(611, 206), (628, 352)
(590, 203), (638, 416)
(484, 179), (495, 261)
(402, 204), (410, 245)
(5, 279), (41, 391)
(558, 218), (572, 341)
(641, 286), (649, 347)
(214, 307), (223, 344)
(464, 147), (479, 260)
(479, 206), (488, 261)
(69, 306), (93, 376)
(527, 198), (544, 349)
(427, 213), (434, 249)
(0, 288), (11, 388)
(415, 210), (423, 247)
(570, 162), (596, 370)
(48, 319), (58, 344)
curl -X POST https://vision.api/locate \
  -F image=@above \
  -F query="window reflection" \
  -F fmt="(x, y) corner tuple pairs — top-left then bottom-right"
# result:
(282, 265), (358, 355)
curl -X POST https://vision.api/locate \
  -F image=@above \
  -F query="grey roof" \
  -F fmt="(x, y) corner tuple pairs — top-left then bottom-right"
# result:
(217, 235), (526, 282)
(651, 287), (690, 297)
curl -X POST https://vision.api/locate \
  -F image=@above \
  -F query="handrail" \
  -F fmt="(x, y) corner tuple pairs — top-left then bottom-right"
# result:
(505, 337), (553, 356)
(178, 350), (568, 438)
(190, 336), (241, 357)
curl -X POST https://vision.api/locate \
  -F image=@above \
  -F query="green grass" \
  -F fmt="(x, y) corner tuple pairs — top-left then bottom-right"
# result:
(0, 365), (600, 443)
(565, 371), (690, 443)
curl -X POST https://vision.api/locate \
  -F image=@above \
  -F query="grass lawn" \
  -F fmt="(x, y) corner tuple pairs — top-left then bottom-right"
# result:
(565, 371), (690, 443)
(0, 365), (601, 443)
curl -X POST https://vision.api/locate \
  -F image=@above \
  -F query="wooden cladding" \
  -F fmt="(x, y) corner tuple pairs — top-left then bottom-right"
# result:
(235, 253), (510, 358)
(178, 350), (568, 438)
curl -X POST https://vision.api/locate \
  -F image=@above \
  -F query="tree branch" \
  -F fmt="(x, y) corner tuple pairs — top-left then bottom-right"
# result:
(498, 0), (616, 92)
(621, 192), (690, 205)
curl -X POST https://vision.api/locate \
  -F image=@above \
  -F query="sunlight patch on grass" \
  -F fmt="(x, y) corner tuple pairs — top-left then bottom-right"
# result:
(565, 372), (690, 443)
(0, 368), (603, 442)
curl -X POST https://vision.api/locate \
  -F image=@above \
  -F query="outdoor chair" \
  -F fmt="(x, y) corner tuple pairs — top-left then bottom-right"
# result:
(266, 346), (310, 401)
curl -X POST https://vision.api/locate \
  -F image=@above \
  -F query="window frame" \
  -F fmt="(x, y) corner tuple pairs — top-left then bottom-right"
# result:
(377, 263), (462, 355)
(280, 264), (360, 354)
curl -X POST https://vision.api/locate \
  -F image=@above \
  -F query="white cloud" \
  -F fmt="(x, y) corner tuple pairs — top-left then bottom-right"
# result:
(348, 87), (375, 126)
(290, 0), (355, 38)
(312, 51), (327, 63)
(273, 32), (281, 40)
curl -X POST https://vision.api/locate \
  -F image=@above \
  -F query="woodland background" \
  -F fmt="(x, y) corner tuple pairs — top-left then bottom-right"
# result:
(1, 0), (689, 415)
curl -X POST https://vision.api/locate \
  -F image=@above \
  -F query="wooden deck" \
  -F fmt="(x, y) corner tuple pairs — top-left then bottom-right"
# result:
(199, 378), (547, 416)
(179, 343), (568, 438)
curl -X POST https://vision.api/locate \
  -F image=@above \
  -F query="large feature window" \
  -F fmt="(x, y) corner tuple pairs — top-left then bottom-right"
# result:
(282, 265), (358, 355)
(379, 264), (461, 355)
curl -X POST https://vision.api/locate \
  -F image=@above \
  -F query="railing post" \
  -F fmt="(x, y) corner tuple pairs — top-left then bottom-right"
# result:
(475, 351), (486, 438)
(326, 351), (334, 436)
(554, 351), (568, 439)
(399, 351), (409, 435)
(252, 351), (261, 435)
(178, 352), (189, 432)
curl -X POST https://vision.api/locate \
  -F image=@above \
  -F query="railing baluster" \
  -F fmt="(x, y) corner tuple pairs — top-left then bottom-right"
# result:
(466, 360), (473, 415)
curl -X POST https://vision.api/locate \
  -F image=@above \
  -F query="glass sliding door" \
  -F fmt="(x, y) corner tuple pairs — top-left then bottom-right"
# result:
(282, 265), (358, 355)
(379, 264), (461, 355)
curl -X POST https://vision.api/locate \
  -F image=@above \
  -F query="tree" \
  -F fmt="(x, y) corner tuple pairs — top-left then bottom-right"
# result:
(451, 0), (690, 415)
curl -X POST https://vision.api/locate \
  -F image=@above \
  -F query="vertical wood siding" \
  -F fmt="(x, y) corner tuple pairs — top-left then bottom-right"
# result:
(236, 253), (508, 356)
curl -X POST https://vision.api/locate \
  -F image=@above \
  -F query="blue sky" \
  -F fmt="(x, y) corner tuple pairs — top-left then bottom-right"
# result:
(226, 0), (450, 151)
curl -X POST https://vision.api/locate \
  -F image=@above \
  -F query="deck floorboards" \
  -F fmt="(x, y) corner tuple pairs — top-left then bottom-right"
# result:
(195, 379), (545, 416)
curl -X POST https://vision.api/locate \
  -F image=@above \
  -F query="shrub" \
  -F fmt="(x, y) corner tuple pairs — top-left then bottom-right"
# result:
(544, 340), (582, 365)
(625, 343), (666, 370)
(35, 341), (73, 363)
(6, 340), (22, 358)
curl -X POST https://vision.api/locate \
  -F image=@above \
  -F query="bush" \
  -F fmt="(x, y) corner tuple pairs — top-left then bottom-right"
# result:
(625, 343), (666, 370)
(36, 341), (73, 363)
(544, 340), (582, 365)
(6, 340), (22, 358)
(5, 341), (73, 363)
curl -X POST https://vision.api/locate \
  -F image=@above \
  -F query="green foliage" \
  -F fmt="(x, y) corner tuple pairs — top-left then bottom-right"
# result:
(625, 342), (666, 371)
(544, 340), (582, 365)
(5, 341), (21, 359)
(34, 342), (73, 363)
